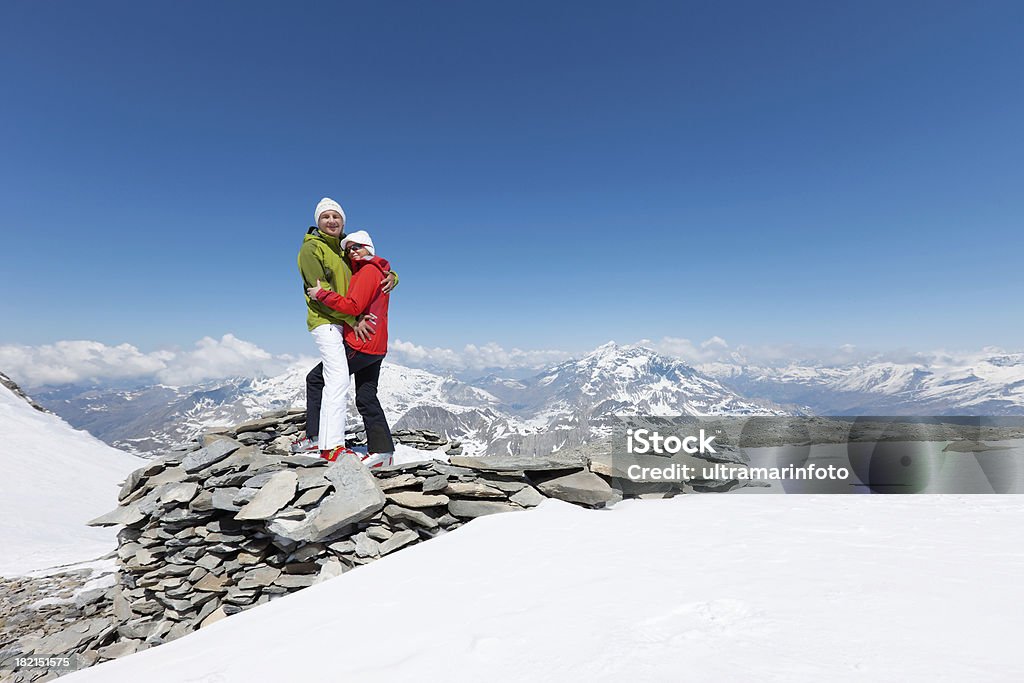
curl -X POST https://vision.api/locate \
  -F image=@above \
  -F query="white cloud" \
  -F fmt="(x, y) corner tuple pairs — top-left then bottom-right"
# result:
(389, 339), (572, 374)
(637, 336), (1020, 370)
(0, 335), (299, 388)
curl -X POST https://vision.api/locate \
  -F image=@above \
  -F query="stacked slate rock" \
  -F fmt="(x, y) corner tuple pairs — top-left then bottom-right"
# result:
(197, 409), (464, 458)
(2, 411), (749, 680)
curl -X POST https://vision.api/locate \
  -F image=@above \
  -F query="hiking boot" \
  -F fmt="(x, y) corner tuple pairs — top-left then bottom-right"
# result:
(320, 446), (358, 462)
(290, 436), (319, 454)
(362, 452), (394, 469)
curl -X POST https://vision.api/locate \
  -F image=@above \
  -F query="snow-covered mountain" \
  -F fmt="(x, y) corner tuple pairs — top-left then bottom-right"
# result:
(34, 362), (504, 456)
(30, 344), (782, 458)
(0, 371), (143, 575)
(473, 343), (785, 456)
(701, 351), (1024, 415)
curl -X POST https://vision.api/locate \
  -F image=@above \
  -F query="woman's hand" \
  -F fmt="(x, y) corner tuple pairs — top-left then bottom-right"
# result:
(354, 313), (378, 342)
(307, 279), (326, 300)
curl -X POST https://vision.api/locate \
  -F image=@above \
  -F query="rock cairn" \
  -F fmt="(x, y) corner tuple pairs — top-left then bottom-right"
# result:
(2, 410), (741, 681)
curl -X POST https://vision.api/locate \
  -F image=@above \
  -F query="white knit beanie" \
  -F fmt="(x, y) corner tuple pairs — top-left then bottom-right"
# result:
(314, 197), (346, 227)
(340, 230), (375, 256)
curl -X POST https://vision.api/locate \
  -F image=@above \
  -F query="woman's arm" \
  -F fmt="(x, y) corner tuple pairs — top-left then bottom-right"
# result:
(309, 266), (380, 316)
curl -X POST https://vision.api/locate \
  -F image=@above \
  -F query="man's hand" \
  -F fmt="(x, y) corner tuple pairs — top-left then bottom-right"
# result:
(381, 271), (398, 294)
(353, 313), (378, 342)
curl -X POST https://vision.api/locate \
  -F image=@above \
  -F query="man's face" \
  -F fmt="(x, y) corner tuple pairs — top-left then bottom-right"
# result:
(318, 210), (344, 237)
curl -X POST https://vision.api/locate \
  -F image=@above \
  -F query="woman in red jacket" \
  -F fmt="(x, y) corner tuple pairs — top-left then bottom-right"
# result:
(306, 230), (396, 468)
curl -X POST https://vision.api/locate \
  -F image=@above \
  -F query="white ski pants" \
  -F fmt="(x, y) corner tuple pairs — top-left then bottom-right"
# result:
(311, 324), (351, 451)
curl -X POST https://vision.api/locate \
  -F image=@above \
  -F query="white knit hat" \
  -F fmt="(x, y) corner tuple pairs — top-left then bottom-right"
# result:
(340, 230), (375, 256)
(314, 197), (346, 227)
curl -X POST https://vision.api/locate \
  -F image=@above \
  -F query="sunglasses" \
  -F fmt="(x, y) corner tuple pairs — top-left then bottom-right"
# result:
(344, 243), (369, 253)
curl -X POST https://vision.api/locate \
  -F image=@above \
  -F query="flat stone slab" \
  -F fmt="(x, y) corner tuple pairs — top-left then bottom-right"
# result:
(448, 499), (522, 518)
(182, 438), (242, 473)
(510, 486), (546, 507)
(449, 455), (586, 472)
(271, 457), (385, 542)
(87, 500), (145, 527)
(384, 504), (439, 529)
(161, 481), (199, 505)
(235, 471), (298, 520)
(537, 470), (618, 506)
(379, 530), (419, 555)
(386, 491), (450, 508)
(443, 481), (506, 498)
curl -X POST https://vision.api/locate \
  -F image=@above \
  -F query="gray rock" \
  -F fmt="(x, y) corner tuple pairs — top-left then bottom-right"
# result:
(129, 599), (162, 616)
(73, 587), (108, 610)
(242, 471), (279, 488)
(87, 500), (145, 527)
(296, 470), (330, 492)
(189, 490), (215, 512)
(194, 573), (229, 592)
(328, 540), (356, 554)
(182, 439), (242, 473)
(480, 479), (529, 493)
(385, 491), (450, 508)
(97, 638), (140, 660)
(112, 589), (133, 622)
(420, 474), (449, 492)
(383, 504), (439, 529)
(353, 532), (381, 558)
(211, 487), (243, 512)
(443, 481), (506, 498)
(196, 554), (223, 571)
(379, 530), (419, 555)
(449, 454), (586, 472)
(237, 567), (282, 590)
(537, 470), (618, 506)
(195, 598), (221, 624)
(118, 618), (163, 640)
(448, 500), (521, 518)
(146, 466), (190, 487)
(510, 486), (546, 507)
(230, 417), (281, 434)
(378, 473), (423, 491)
(200, 606), (229, 628)
(235, 471), (298, 520)
(283, 459), (385, 542)
(316, 557), (345, 583)
(237, 430), (272, 442)
(274, 574), (318, 589)
(293, 485), (329, 507)
(437, 513), (461, 527)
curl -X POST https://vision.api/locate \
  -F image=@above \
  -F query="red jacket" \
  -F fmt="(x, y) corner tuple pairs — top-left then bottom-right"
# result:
(314, 256), (390, 355)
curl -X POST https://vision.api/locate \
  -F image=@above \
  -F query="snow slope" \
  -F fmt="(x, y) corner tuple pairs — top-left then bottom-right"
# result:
(0, 381), (143, 575)
(67, 495), (1024, 682)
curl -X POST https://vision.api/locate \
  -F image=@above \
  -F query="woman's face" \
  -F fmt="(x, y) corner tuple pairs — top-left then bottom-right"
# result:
(345, 243), (370, 259)
(318, 210), (344, 237)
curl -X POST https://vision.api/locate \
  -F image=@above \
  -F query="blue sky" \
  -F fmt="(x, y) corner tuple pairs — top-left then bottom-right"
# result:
(1, 0), (1022, 362)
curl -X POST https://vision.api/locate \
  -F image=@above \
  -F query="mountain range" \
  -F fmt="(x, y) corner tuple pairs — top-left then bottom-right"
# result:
(19, 343), (1024, 458)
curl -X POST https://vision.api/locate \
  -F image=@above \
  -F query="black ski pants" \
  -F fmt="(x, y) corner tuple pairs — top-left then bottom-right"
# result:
(305, 349), (395, 454)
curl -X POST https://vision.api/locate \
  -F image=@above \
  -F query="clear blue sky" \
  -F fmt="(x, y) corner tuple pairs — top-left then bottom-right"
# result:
(1, 0), (1022, 357)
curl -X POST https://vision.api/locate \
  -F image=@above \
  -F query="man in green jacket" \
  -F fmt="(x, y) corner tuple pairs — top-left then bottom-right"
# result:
(296, 197), (397, 459)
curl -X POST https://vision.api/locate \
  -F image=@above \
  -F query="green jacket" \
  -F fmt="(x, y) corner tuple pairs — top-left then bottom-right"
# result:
(297, 227), (399, 331)
(297, 228), (356, 331)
